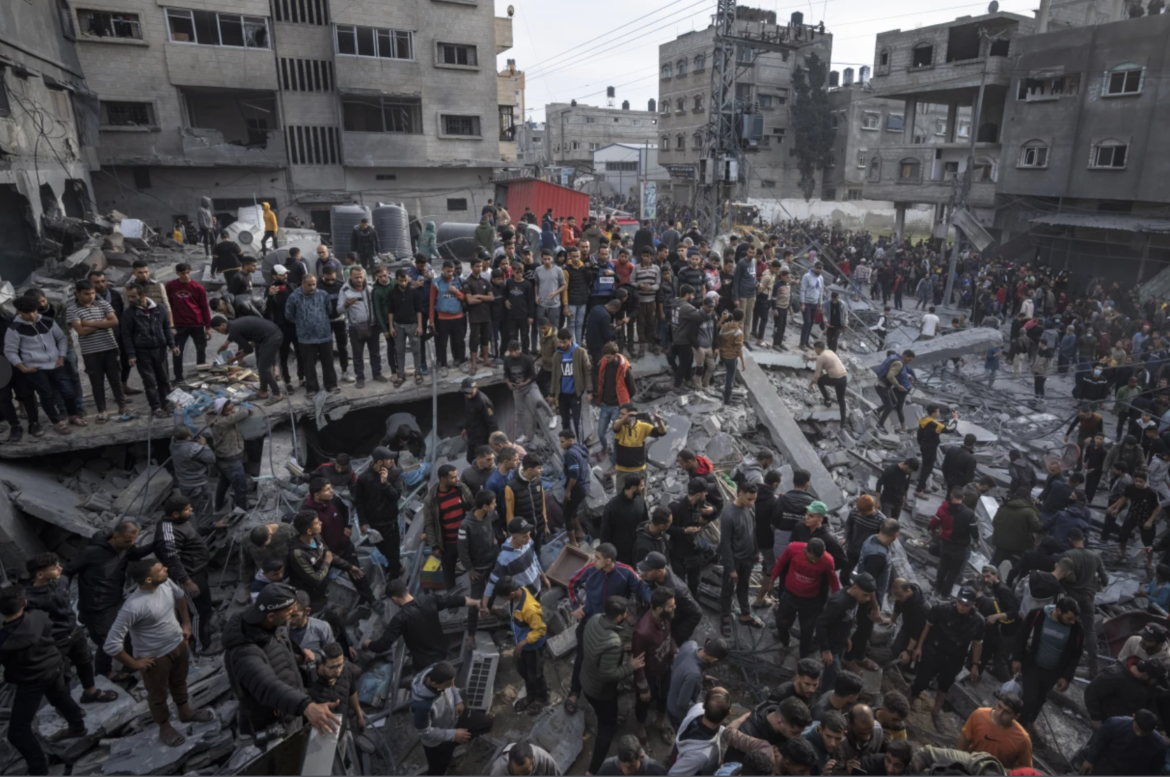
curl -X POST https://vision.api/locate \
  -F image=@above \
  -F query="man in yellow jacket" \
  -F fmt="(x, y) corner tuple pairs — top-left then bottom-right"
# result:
(261, 202), (278, 251)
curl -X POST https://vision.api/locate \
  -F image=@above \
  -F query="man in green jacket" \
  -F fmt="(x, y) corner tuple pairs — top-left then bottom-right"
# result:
(990, 486), (1042, 567)
(580, 596), (645, 774)
(549, 329), (592, 442)
(475, 213), (496, 254)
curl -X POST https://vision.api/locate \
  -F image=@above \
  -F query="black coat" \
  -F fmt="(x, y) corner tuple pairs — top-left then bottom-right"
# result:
(1083, 663), (1154, 722)
(222, 611), (312, 734)
(633, 521), (669, 567)
(353, 466), (402, 532)
(942, 444), (977, 489)
(22, 579), (78, 645)
(121, 300), (175, 358)
(601, 493), (648, 565)
(0, 610), (65, 685)
(152, 516), (212, 584)
(1013, 606), (1084, 681)
(63, 529), (153, 620)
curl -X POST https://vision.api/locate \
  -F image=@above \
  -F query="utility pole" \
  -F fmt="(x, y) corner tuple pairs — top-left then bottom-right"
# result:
(943, 30), (988, 307)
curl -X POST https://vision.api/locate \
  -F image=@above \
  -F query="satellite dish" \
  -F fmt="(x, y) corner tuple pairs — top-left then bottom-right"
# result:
(507, 4), (515, 16)
(988, 1), (999, 11)
(237, 230), (253, 244)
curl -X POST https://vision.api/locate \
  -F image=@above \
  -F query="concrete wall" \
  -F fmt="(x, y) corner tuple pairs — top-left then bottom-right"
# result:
(544, 103), (660, 170)
(591, 144), (669, 198)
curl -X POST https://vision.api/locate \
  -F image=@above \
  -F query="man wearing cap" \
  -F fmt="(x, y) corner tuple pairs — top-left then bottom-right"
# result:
(798, 262), (825, 350)
(790, 500), (847, 570)
(1012, 597), (1084, 726)
(354, 446), (404, 579)
(363, 579), (479, 671)
(483, 518), (550, 611)
(1119, 622), (1170, 671)
(772, 536), (841, 656)
(638, 551), (702, 644)
(223, 583), (342, 750)
(911, 586), (985, 730)
(814, 572), (876, 691)
(462, 377), (498, 465)
(212, 315), (283, 404)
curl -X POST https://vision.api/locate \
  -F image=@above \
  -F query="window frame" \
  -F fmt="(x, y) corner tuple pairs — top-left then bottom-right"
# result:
(676, 58), (687, 76)
(1102, 64), (1144, 97)
(439, 113), (482, 139)
(78, 9), (143, 40)
(856, 149), (868, 169)
(99, 100), (157, 129)
(335, 24), (414, 61)
(165, 8), (269, 49)
(886, 113), (904, 132)
(911, 43), (934, 68)
(1089, 139), (1128, 169)
(897, 157), (922, 182)
(1017, 141), (1049, 169)
(436, 41), (479, 69)
(661, 63), (672, 79)
(693, 54), (705, 72)
(861, 112), (880, 131)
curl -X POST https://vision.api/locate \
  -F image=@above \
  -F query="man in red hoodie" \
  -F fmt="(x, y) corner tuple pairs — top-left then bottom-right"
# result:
(772, 537), (840, 656)
(303, 478), (375, 604)
(165, 263), (212, 383)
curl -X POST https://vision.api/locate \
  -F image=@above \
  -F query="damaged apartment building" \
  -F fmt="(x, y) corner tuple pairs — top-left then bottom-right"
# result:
(73, 0), (516, 235)
(0, 1), (100, 283)
(862, 0), (1170, 284)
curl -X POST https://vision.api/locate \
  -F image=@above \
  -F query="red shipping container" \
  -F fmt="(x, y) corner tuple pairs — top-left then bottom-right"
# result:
(500, 179), (590, 225)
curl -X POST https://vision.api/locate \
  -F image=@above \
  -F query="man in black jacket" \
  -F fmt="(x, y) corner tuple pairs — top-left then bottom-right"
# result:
(934, 487), (980, 597)
(222, 583), (341, 758)
(0, 585), (87, 775)
(122, 284), (178, 417)
(751, 470), (782, 608)
(362, 579), (478, 671)
(637, 551), (702, 644)
(353, 446), (403, 578)
(351, 218), (380, 270)
(601, 473), (648, 566)
(633, 505), (671, 567)
(63, 522), (151, 680)
(877, 458), (918, 520)
(667, 479), (715, 596)
(775, 469), (815, 559)
(1083, 658), (1165, 727)
(459, 490), (500, 643)
(1012, 598), (1084, 726)
(286, 510), (363, 614)
(153, 495), (223, 654)
(24, 553), (115, 705)
(814, 573), (876, 692)
(942, 434), (979, 493)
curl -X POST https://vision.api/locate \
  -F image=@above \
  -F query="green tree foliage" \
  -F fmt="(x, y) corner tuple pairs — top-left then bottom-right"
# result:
(791, 52), (835, 200)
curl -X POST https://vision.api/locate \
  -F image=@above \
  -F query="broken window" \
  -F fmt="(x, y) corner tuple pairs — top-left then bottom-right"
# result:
(1090, 139), (1128, 168)
(184, 90), (278, 146)
(946, 26), (980, 62)
(972, 155), (995, 181)
(1104, 64), (1143, 96)
(132, 166), (151, 189)
(336, 25), (413, 59)
(441, 114), (481, 137)
(911, 44), (933, 68)
(759, 94), (773, 109)
(100, 100), (155, 127)
(1018, 141), (1049, 168)
(438, 43), (477, 67)
(78, 9), (142, 39)
(989, 38), (1010, 57)
(1017, 72), (1080, 101)
(342, 96), (422, 133)
(165, 9), (268, 48)
(499, 105), (515, 140)
(886, 113), (904, 132)
(957, 119), (970, 139)
(898, 157), (921, 181)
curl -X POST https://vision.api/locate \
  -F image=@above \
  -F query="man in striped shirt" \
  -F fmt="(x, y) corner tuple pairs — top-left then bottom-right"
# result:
(422, 464), (474, 591)
(66, 280), (128, 423)
(482, 518), (550, 609)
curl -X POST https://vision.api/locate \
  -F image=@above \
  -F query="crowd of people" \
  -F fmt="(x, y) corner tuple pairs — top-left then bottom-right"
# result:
(4, 201), (1170, 776)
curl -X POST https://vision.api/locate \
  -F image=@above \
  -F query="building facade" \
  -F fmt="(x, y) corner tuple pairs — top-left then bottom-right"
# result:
(75, 0), (513, 235)
(498, 59), (524, 163)
(656, 10), (833, 203)
(0, 1), (98, 281)
(589, 143), (669, 200)
(515, 121), (545, 169)
(544, 102), (659, 172)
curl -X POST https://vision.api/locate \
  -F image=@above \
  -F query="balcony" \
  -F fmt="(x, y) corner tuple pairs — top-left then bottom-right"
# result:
(164, 42), (277, 90)
(871, 55), (1015, 102)
(861, 143), (999, 207)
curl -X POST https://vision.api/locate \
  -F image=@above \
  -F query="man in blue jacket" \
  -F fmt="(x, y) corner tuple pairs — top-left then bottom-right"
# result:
(1079, 710), (1166, 776)
(284, 275), (338, 394)
(559, 428), (591, 543)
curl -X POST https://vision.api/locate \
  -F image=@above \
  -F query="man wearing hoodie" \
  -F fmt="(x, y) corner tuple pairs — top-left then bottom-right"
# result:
(5, 295), (83, 436)
(474, 212), (496, 255)
(196, 196), (214, 256)
(1043, 489), (1092, 550)
(339, 266), (386, 388)
(284, 274), (338, 394)
(0, 585), (88, 774)
(669, 687), (733, 775)
(259, 202), (278, 250)
(164, 263), (212, 384)
(122, 284), (178, 418)
(581, 596), (646, 774)
(633, 506), (672, 567)
(601, 473), (649, 566)
(413, 660), (494, 775)
(418, 221), (439, 260)
(990, 486), (1041, 567)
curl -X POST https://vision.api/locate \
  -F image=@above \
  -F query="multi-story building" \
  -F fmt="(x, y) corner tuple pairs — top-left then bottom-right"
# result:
(544, 102), (659, 172)
(860, 11), (1037, 237)
(995, 9), (1170, 282)
(656, 9), (833, 203)
(515, 121), (545, 169)
(0, 1), (97, 281)
(590, 143), (669, 200)
(75, 0), (513, 233)
(498, 59), (524, 163)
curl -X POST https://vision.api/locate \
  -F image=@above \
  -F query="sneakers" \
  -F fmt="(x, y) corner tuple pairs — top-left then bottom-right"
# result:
(342, 370), (357, 383)
(373, 374), (389, 383)
(29, 422), (44, 438)
(355, 378), (365, 389)
(548, 416), (558, 429)
(419, 365), (430, 376)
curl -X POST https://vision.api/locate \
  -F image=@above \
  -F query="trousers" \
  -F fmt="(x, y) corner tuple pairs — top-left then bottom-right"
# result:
(435, 317), (467, 367)
(278, 325), (302, 385)
(775, 592), (822, 657)
(215, 455), (249, 511)
(585, 693), (621, 775)
(559, 392), (583, 441)
(935, 543), (970, 596)
(82, 348), (126, 413)
(25, 366), (79, 423)
(517, 647), (549, 703)
(1019, 664), (1064, 726)
(348, 326), (383, 379)
(422, 710), (494, 776)
(817, 375), (848, 423)
(800, 303), (818, 347)
(720, 560), (753, 616)
(672, 344), (694, 388)
(299, 341), (338, 392)
(330, 322), (349, 373)
(637, 302), (658, 348)
(142, 641), (190, 724)
(773, 307), (789, 347)
(173, 326), (207, 380)
(254, 335), (282, 395)
(722, 358), (739, 404)
(187, 569), (214, 652)
(9, 670), (84, 775)
(134, 347), (172, 411)
(392, 325), (423, 374)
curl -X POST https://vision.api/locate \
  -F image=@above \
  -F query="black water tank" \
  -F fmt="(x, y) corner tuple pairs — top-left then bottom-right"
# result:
(372, 202), (412, 259)
(791, 11), (804, 26)
(330, 204), (371, 260)
(436, 222), (482, 262)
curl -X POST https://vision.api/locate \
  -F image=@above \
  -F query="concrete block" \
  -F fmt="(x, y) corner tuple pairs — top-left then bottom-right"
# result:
(648, 414), (691, 469)
(64, 245), (107, 278)
(0, 463), (95, 537)
(112, 465), (174, 517)
(101, 233), (125, 252)
(956, 420), (997, 443)
(0, 485), (46, 560)
(859, 328), (1004, 371)
(526, 705), (586, 775)
(103, 251), (138, 268)
(753, 351), (812, 370)
(823, 450), (851, 469)
(101, 716), (222, 775)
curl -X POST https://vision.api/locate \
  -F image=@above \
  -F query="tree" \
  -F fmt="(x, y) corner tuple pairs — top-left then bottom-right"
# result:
(790, 52), (835, 201)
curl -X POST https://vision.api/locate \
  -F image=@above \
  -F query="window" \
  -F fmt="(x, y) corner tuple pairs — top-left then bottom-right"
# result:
(935, 117), (947, 135)
(957, 119), (970, 139)
(1090, 139), (1128, 169)
(286, 125), (339, 164)
(1104, 64), (1143, 96)
(856, 149), (867, 168)
(861, 112), (880, 130)
(661, 63), (672, 79)
(821, 187), (835, 200)
(447, 198), (468, 211)
(661, 135), (669, 149)
(281, 58), (334, 92)
(898, 157), (921, 181)
(675, 134), (684, 150)
(973, 156), (995, 182)
(78, 9), (142, 39)
(342, 97), (422, 133)
(589, 142), (598, 151)
(659, 101), (670, 116)
(499, 105), (515, 141)
(1017, 73), (1080, 101)
(693, 94), (703, 112)
(911, 43), (933, 68)
(886, 114), (904, 132)
(438, 43), (478, 67)
(736, 44), (755, 64)
(942, 161), (959, 181)
(847, 189), (863, 201)
(868, 157), (880, 181)
(735, 83), (753, 101)
(1018, 141), (1049, 168)
(585, 116), (596, 123)
(692, 131), (702, 149)
(132, 167), (151, 189)
(676, 59), (687, 76)
(605, 161), (638, 172)
(879, 49), (889, 66)
(166, 9), (269, 48)
(693, 54), (705, 71)
(675, 98), (685, 114)
(759, 95), (774, 109)
(775, 88), (788, 105)
(335, 25), (413, 59)
(100, 100), (155, 127)
(441, 115), (481, 137)
(272, 0), (329, 25)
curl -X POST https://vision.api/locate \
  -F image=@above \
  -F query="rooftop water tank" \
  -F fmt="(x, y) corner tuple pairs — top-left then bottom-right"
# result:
(436, 222), (482, 262)
(372, 202), (412, 259)
(330, 204), (371, 260)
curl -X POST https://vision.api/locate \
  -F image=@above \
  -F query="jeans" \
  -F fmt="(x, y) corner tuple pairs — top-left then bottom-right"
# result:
(422, 710), (494, 776)
(597, 403), (621, 454)
(83, 606), (128, 678)
(567, 304), (586, 345)
(279, 325), (301, 385)
(186, 569), (213, 653)
(753, 296), (771, 339)
(800, 303), (818, 346)
(517, 647), (548, 703)
(24, 367), (79, 423)
(721, 357), (739, 404)
(740, 295), (755, 332)
(775, 592), (822, 656)
(827, 326), (841, 351)
(658, 319), (675, 368)
(505, 318), (530, 353)
(935, 543), (970, 596)
(637, 302), (658, 348)
(585, 694), (620, 775)
(635, 673), (669, 724)
(672, 344), (694, 388)
(133, 346), (172, 411)
(559, 392), (583, 440)
(82, 348), (125, 413)
(1019, 664), (1063, 726)
(300, 340), (338, 392)
(773, 307), (789, 347)
(142, 642), (191, 724)
(9, 671), (84, 775)
(392, 324), (423, 374)
(348, 326), (383, 379)
(876, 385), (907, 427)
(173, 326), (207, 380)
(918, 446), (938, 493)
(817, 375), (848, 423)
(255, 335), (282, 395)
(435, 317), (466, 367)
(720, 560), (753, 616)
(215, 455), (249, 511)
(820, 652), (843, 695)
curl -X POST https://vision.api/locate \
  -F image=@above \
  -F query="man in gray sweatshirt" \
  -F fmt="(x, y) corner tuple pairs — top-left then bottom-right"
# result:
(4, 295), (82, 435)
(634, 247), (661, 357)
(719, 482), (759, 634)
(170, 426), (216, 519)
(733, 249), (759, 332)
(339, 266), (385, 388)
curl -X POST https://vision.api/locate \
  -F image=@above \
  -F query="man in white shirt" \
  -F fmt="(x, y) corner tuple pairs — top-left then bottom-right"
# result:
(920, 306), (941, 340)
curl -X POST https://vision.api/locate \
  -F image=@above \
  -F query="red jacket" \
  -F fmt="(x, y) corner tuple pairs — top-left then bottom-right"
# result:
(597, 354), (634, 406)
(164, 279), (212, 328)
(694, 455), (715, 477)
(632, 609), (677, 690)
(771, 542), (841, 599)
(929, 501), (954, 541)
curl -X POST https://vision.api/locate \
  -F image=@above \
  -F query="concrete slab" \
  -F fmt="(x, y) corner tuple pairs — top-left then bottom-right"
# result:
(741, 354), (844, 511)
(956, 420), (997, 443)
(527, 705), (586, 774)
(0, 463), (97, 537)
(648, 415), (692, 470)
(0, 485), (46, 566)
(101, 716), (222, 775)
(111, 465), (174, 517)
(859, 328), (1004, 371)
(752, 351), (812, 371)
